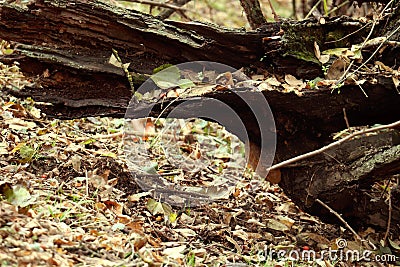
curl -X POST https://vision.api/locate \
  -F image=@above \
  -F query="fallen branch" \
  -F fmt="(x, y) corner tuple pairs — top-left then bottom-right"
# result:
(267, 119), (400, 172)
(316, 198), (361, 241)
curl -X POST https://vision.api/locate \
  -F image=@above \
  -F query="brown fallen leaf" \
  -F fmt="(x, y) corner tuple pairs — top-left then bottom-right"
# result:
(266, 169), (281, 184)
(326, 57), (348, 80)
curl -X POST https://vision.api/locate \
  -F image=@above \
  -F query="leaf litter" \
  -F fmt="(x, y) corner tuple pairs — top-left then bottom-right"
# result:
(0, 58), (393, 267)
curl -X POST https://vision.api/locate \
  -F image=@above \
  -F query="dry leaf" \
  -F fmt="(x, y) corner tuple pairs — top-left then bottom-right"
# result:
(174, 228), (196, 238)
(375, 61), (393, 72)
(266, 76), (282, 86)
(266, 218), (290, 232)
(128, 192), (151, 202)
(266, 169), (281, 184)
(103, 200), (123, 215)
(226, 236), (242, 253)
(163, 245), (186, 259)
(325, 57), (348, 80)
(71, 155), (81, 172)
(314, 42), (330, 64)
(285, 74), (303, 86)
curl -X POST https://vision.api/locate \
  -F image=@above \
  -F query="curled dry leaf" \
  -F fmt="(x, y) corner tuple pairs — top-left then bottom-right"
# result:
(314, 41), (330, 64)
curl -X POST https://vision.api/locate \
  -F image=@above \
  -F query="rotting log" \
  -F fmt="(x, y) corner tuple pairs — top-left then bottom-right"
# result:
(0, 0), (381, 117)
(1, 0), (400, 229)
(280, 128), (400, 228)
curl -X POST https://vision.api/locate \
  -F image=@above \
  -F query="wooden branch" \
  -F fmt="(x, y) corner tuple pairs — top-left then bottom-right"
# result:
(316, 199), (362, 241)
(118, 0), (188, 11)
(279, 129), (400, 229)
(158, 0), (192, 20)
(239, 0), (268, 29)
(268, 119), (400, 171)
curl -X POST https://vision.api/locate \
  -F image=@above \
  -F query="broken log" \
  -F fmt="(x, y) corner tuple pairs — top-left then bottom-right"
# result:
(0, 0), (379, 117)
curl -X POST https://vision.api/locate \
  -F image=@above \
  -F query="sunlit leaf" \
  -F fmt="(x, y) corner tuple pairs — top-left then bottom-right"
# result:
(111, 223), (126, 231)
(177, 78), (195, 89)
(146, 198), (165, 215)
(3, 49), (14, 55)
(163, 245), (186, 259)
(151, 65), (181, 89)
(4, 185), (33, 207)
(146, 199), (177, 223)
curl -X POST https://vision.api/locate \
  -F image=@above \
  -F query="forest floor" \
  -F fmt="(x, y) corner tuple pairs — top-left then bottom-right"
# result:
(1, 54), (393, 267)
(0, 0), (398, 266)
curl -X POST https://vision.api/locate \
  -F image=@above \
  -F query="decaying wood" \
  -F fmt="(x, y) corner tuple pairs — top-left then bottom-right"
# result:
(0, 0), (378, 116)
(280, 128), (400, 228)
(0, 0), (400, 229)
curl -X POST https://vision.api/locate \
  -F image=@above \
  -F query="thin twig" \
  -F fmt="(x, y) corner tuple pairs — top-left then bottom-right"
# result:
(342, 108), (350, 129)
(325, 0), (350, 16)
(157, 0), (192, 20)
(316, 198), (362, 241)
(304, 0), (322, 20)
(117, 0), (188, 11)
(267, 119), (400, 172)
(337, 0), (398, 85)
(380, 177), (391, 199)
(72, 132), (124, 142)
(383, 189), (392, 245)
(266, 0), (280, 22)
(325, 22), (369, 44)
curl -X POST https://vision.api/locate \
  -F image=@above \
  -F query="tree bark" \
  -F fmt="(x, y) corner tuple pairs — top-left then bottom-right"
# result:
(239, 0), (268, 29)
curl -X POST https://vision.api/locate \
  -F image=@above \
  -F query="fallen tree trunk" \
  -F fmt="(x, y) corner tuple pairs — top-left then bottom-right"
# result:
(0, 0), (378, 118)
(1, 0), (400, 230)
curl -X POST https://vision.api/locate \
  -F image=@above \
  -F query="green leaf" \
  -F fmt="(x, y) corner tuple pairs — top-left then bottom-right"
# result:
(151, 65), (181, 89)
(80, 139), (96, 145)
(143, 162), (158, 174)
(187, 252), (196, 266)
(5, 185), (33, 207)
(19, 144), (35, 161)
(169, 212), (178, 223)
(146, 199), (177, 222)
(100, 152), (117, 158)
(177, 79), (195, 89)
(3, 49), (14, 55)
